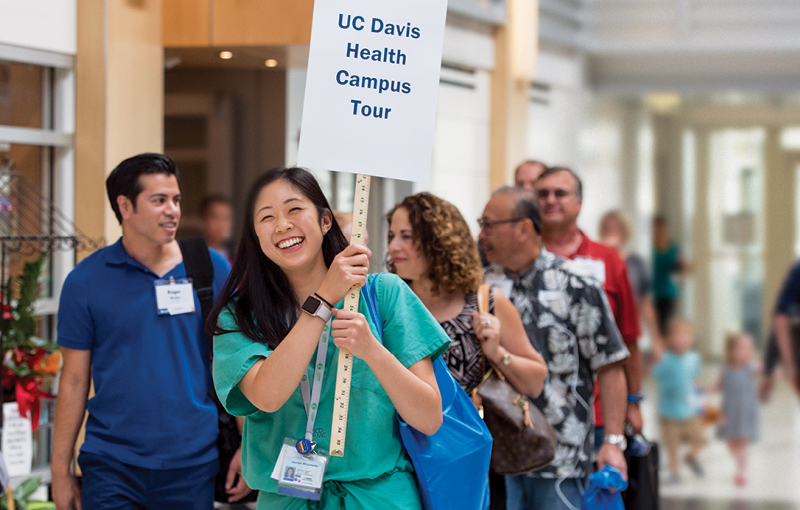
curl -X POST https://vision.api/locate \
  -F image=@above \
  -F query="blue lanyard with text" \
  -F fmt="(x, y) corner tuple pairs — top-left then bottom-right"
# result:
(299, 319), (331, 444)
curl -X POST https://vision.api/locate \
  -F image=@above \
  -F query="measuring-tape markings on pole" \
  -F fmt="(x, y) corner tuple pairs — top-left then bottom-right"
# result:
(330, 174), (371, 457)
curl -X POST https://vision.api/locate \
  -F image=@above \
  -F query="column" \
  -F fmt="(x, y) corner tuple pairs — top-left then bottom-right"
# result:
(490, 0), (537, 191)
(692, 128), (712, 356)
(762, 127), (794, 337)
(76, 0), (164, 248)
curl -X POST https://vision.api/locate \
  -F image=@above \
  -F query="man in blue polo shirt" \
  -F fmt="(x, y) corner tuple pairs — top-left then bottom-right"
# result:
(774, 259), (800, 397)
(51, 154), (244, 509)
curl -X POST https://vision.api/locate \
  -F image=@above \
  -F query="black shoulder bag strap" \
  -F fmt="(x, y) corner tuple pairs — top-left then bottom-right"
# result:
(176, 237), (215, 337)
(177, 237), (254, 502)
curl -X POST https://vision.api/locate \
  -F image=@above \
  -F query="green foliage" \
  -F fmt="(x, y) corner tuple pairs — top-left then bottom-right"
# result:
(0, 476), (55, 510)
(2, 255), (47, 351)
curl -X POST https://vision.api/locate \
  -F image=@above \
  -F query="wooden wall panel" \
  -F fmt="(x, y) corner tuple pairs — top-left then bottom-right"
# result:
(163, 0), (210, 47)
(212, 0), (314, 46)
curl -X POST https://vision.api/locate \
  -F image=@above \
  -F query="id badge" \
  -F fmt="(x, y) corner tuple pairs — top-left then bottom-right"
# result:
(271, 438), (330, 501)
(155, 278), (195, 316)
(571, 257), (606, 285)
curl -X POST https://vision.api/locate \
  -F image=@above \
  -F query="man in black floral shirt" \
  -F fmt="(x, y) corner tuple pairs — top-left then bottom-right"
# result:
(480, 187), (629, 510)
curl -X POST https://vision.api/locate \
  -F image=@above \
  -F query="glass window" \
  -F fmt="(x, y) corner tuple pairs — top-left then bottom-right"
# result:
(707, 128), (765, 353)
(0, 60), (45, 129)
(0, 143), (55, 299)
(0, 46), (75, 472)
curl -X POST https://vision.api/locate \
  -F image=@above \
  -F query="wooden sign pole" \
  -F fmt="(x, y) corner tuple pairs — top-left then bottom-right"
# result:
(329, 174), (371, 457)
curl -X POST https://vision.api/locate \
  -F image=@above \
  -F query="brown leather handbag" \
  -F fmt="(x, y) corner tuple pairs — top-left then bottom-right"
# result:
(474, 285), (557, 475)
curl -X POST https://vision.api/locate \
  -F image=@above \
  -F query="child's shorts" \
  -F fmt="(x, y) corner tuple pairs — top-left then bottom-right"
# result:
(659, 416), (707, 452)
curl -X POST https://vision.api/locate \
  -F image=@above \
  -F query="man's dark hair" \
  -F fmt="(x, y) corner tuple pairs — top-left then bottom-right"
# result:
(199, 195), (231, 218)
(106, 153), (178, 224)
(492, 186), (542, 235)
(537, 166), (583, 201)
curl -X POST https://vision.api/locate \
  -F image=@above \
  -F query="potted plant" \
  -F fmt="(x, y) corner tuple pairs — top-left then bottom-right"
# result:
(1, 476), (56, 509)
(1, 255), (60, 430)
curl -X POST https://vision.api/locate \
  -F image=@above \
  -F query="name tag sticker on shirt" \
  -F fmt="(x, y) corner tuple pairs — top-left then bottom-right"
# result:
(484, 275), (513, 298)
(538, 290), (570, 318)
(571, 257), (606, 285)
(538, 290), (562, 303)
(273, 438), (329, 501)
(154, 278), (195, 316)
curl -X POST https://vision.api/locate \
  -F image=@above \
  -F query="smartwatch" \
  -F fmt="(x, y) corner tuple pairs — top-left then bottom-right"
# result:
(604, 434), (627, 452)
(302, 295), (332, 322)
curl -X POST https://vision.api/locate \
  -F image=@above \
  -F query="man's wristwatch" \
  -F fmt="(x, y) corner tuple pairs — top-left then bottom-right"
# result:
(301, 295), (332, 322)
(604, 434), (627, 452)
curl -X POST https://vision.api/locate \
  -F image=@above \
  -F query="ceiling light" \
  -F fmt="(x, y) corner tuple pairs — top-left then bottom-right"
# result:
(265, 59), (278, 68)
(219, 51), (233, 60)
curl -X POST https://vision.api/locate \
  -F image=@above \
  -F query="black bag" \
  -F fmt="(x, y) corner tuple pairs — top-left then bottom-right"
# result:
(178, 238), (256, 504)
(622, 440), (659, 510)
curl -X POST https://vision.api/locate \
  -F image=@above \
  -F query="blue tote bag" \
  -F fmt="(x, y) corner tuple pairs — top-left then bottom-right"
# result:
(362, 274), (493, 510)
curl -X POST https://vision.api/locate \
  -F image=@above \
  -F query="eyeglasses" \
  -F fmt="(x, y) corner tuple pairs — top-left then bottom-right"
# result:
(477, 217), (522, 232)
(536, 189), (573, 200)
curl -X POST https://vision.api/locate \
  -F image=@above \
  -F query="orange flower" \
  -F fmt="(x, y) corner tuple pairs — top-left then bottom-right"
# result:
(34, 351), (61, 375)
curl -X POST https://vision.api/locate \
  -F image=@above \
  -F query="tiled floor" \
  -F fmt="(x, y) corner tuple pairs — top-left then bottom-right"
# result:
(641, 372), (800, 510)
(661, 499), (797, 510)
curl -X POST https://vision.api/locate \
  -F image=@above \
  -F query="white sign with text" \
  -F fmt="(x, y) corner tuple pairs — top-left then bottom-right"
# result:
(297, 0), (448, 182)
(2, 402), (32, 478)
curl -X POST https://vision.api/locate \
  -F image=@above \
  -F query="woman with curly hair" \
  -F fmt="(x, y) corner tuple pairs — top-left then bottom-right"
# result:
(387, 192), (547, 510)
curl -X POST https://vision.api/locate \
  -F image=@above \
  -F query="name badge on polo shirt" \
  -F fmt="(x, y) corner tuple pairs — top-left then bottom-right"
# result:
(571, 257), (606, 285)
(155, 277), (195, 316)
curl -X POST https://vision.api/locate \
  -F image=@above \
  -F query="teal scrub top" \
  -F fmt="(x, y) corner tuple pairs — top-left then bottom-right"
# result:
(213, 273), (451, 509)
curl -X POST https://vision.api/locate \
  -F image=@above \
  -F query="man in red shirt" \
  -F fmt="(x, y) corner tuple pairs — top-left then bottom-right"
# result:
(536, 166), (644, 443)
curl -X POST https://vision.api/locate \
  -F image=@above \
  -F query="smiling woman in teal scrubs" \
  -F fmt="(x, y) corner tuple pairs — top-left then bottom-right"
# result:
(207, 167), (451, 510)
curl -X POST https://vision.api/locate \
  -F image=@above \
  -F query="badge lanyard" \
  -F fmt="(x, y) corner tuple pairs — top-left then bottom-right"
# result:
(298, 319), (331, 450)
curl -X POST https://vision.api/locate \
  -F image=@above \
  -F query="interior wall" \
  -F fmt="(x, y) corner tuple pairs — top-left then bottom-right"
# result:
(420, 67), (493, 239)
(526, 45), (650, 242)
(414, 20), (496, 239)
(0, 0), (77, 55)
(526, 46), (584, 169)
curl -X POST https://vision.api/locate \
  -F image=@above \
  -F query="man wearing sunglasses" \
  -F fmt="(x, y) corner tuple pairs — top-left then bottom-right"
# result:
(535, 167), (645, 449)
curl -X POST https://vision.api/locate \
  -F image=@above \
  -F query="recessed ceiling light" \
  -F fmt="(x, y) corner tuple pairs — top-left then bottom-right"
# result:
(219, 51), (233, 59)
(265, 59), (278, 68)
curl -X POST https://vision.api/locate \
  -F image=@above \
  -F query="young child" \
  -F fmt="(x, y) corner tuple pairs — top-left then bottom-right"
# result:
(714, 332), (760, 486)
(651, 318), (707, 483)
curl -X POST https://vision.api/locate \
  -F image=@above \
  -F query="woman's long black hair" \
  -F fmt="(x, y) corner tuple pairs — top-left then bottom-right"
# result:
(206, 167), (349, 348)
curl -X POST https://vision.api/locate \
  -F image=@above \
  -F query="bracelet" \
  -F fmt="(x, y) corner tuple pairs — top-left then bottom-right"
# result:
(627, 392), (644, 405)
(314, 293), (334, 309)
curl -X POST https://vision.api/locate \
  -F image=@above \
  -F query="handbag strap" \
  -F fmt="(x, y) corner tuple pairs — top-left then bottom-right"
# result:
(477, 284), (490, 314)
(476, 284), (507, 387)
(475, 284), (517, 389)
